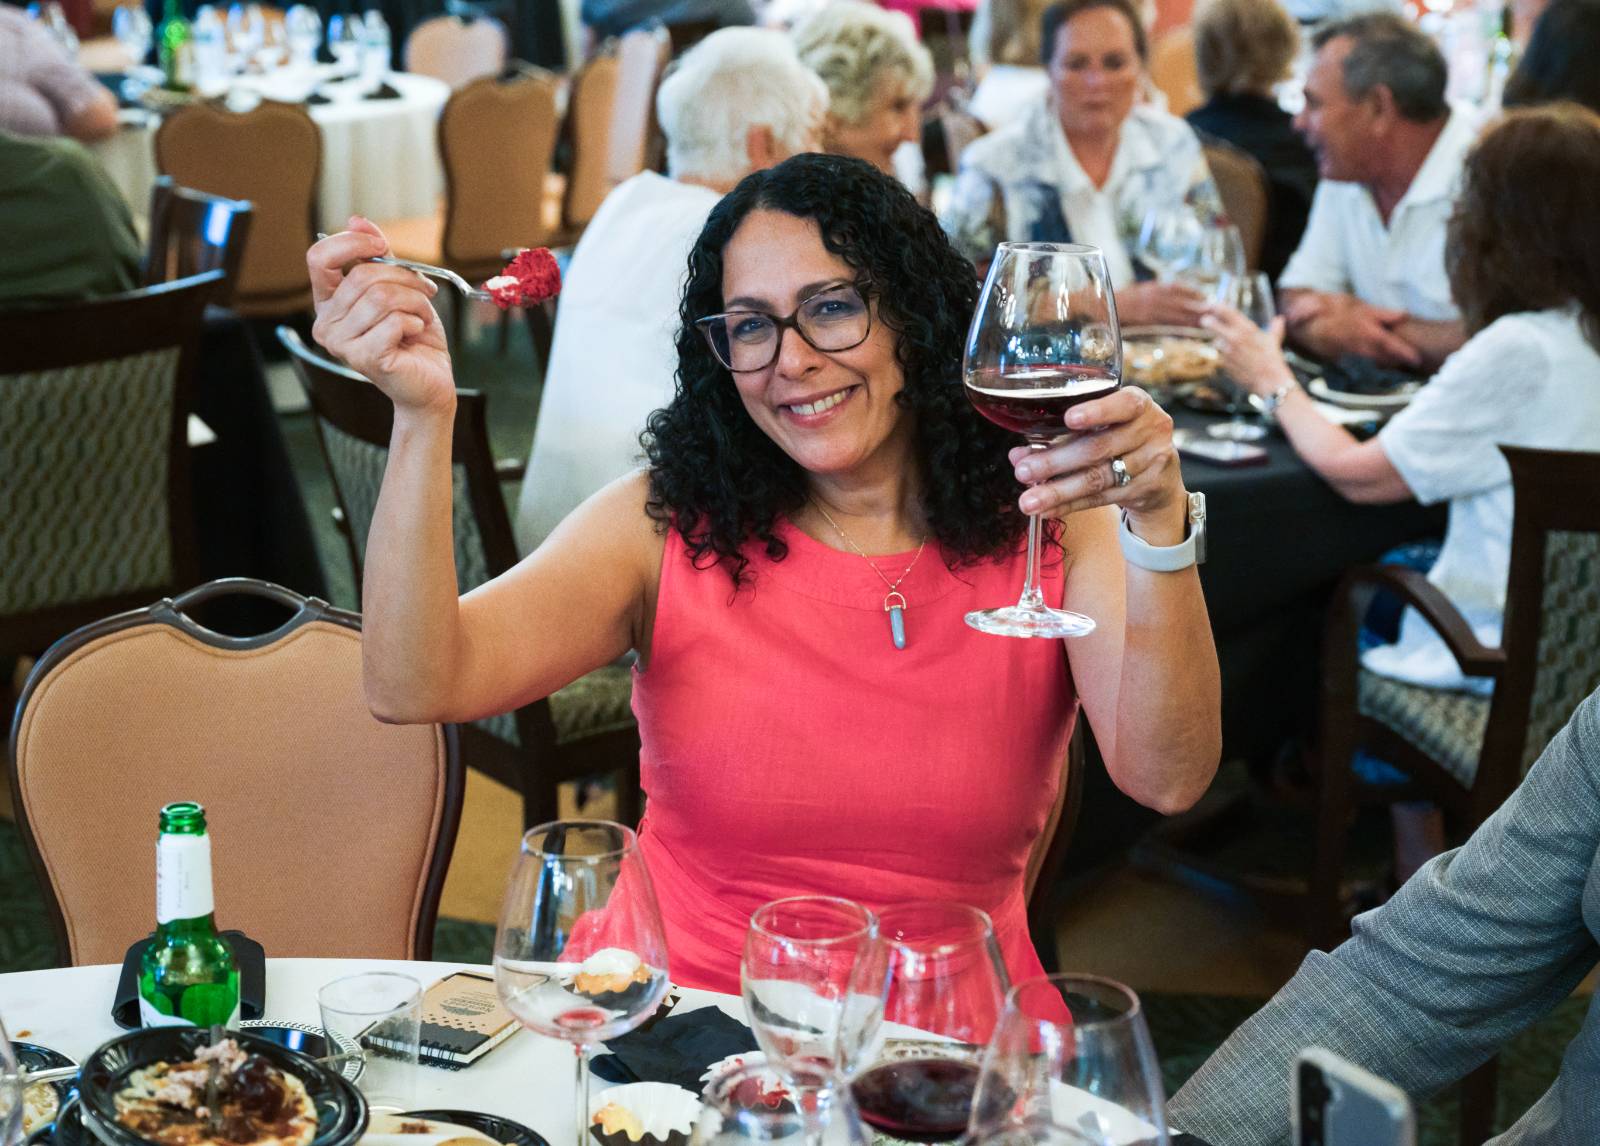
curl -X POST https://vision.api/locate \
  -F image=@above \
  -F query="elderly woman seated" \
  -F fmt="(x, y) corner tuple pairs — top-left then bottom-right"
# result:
(308, 153), (1220, 994)
(792, 0), (932, 178)
(1184, 0), (1317, 280)
(941, 0), (1220, 326)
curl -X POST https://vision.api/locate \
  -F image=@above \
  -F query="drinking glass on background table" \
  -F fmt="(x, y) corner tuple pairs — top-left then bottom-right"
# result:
(970, 975), (1169, 1146)
(327, 12), (361, 73)
(113, 4), (153, 68)
(1175, 224), (1247, 296)
(318, 970), (422, 1113)
(695, 1062), (871, 1146)
(742, 896), (881, 1079)
(226, 3), (265, 69)
(494, 820), (669, 1146)
(1133, 206), (1202, 284)
(962, 241), (1122, 639)
(848, 903), (1009, 1143)
(1208, 271), (1275, 442)
(285, 3), (321, 67)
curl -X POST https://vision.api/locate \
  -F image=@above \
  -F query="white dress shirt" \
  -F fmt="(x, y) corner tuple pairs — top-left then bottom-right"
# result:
(1278, 107), (1480, 319)
(516, 172), (721, 553)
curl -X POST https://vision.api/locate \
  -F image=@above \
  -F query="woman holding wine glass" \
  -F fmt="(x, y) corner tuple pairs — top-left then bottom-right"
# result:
(305, 153), (1219, 998)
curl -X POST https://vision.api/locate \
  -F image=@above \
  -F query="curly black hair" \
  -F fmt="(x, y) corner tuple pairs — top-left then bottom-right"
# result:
(642, 153), (1028, 586)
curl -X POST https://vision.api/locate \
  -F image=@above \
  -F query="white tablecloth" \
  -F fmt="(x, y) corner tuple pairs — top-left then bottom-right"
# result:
(90, 72), (449, 227)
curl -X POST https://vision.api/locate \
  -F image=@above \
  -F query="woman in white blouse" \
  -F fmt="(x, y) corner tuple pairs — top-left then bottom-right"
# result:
(940, 0), (1220, 326)
(1204, 104), (1600, 695)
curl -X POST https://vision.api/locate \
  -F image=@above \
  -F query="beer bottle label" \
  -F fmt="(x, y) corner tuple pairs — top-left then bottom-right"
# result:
(156, 833), (214, 923)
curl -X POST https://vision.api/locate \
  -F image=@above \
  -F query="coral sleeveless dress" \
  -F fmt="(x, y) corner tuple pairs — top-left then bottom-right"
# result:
(627, 520), (1078, 995)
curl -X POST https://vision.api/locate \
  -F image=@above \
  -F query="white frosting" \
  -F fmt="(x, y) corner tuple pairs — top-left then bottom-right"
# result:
(580, 947), (642, 977)
(483, 275), (518, 292)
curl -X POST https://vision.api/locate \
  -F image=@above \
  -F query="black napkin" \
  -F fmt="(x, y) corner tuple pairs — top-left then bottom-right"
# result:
(306, 91), (332, 105)
(591, 1006), (759, 1091)
(112, 930), (266, 1029)
(364, 81), (403, 100)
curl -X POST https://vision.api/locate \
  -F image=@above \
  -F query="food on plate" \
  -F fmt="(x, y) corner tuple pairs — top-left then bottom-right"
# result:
(1123, 334), (1220, 387)
(363, 1113), (504, 1146)
(23, 1081), (62, 1136)
(113, 1038), (317, 1146)
(482, 249), (561, 310)
(587, 1083), (698, 1146)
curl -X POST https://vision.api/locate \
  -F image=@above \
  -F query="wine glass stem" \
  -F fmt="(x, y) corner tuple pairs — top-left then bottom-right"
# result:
(1016, 444), (1048, 612)
(574, 1042), (591, 1146)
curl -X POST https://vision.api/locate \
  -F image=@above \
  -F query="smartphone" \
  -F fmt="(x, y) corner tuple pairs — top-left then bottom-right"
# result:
(1293, 1048), (1415, 1146)
(1172, 428), (1269, 467)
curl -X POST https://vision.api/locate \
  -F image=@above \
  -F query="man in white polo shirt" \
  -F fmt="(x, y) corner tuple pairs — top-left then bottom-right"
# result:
(1278, 14), (1476, 371)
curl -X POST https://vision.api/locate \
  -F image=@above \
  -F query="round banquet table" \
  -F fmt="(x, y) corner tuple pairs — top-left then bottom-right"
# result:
(89, 72), (449, 226)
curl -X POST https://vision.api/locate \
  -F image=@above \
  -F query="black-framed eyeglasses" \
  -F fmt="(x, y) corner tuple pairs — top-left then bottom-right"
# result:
(694, 281), (873, 373)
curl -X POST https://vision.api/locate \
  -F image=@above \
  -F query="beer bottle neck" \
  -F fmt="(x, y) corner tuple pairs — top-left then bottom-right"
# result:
(154, 912), (222, 941)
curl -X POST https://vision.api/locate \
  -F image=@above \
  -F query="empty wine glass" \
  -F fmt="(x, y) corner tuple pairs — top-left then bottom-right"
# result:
(848, 903), (1009, 1144)
(113, 3), (153, 68)
(969, 975), (1169, 1145)
(1133, 206), (1202, 284)
(285, 3), (321, 67)
(962, 242), (1122, 639)
(494, 820), (670, 1146)
(695, 1062), (871, 1146)
(1208, 270), (1276, 442)
(1176, 224), (1247, 295)
(742, 897), (882, 1081)
(326, 11), (361, 73)
(226, 3), (265, 69)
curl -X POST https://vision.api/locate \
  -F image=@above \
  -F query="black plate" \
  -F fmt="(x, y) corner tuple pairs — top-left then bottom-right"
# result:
(77, 1028), (367, 1146)
(17, 1041), (77, 1098)
(404, 1109), (551, 1146)
(24, 1095), (87, 1146)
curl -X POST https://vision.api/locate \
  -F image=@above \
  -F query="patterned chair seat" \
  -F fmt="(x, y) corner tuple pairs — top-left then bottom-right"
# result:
(1357, 669), (1491, 787)
(550, 663), (635, 746)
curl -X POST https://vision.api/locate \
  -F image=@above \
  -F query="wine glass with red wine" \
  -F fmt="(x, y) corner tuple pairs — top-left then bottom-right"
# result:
(969, 975), (1169, 1144)
(494, 820), (670, 1146)
(848, 903), (1009, 1144)
(963, 242), (1122, 639)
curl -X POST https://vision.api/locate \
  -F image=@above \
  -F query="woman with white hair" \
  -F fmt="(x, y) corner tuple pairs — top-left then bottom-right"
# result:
(793, 1), (933, 175)
(516, 28), (827, 551)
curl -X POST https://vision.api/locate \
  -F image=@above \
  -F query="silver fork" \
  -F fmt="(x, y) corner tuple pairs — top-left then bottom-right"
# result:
(315, 233), (493, 301)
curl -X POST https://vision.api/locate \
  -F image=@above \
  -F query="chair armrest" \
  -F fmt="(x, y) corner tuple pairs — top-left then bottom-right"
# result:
(495, 458), (526, 482)
(1329, 564), (1505, 679)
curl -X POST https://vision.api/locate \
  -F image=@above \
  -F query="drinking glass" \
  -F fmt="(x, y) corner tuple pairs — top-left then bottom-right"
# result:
(847, 903), (1009, 1144)
(1208, 271), (1275, 442)
(318, 971), (422, 1113)
(1176, 224), (1247, 295)
(494, 820), (669, 1146)
(1133, 206), (1202, 284)
(226, 3), (265, 69)
(0, 1013), (23, 1146)
(742, 897), (881, 1080)
(113, 4), (153, 68)
(285, 3), (321, 67)
(695, 1062), (871, 1146)
(327, 11), (361, 72)
(967, 1115), (1112, 1146)
(969, 975), (1169, 1145)
(962, 242), (1122, 639)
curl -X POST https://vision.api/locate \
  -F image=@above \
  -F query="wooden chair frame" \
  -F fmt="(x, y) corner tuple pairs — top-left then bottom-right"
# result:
(6, 577), (464, 965)
(141, 177), (255, 307)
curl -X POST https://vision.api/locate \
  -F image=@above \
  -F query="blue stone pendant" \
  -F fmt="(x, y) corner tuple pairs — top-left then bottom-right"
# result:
(885, 591), (908, 650)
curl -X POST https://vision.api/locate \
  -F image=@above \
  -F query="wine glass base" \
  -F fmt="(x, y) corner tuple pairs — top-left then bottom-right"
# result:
(1206, 420), (1268, 442)
(965, 606), (1095, 639)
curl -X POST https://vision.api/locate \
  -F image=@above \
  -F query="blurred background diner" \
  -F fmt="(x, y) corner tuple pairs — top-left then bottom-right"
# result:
(4, 0), (1600, 1139)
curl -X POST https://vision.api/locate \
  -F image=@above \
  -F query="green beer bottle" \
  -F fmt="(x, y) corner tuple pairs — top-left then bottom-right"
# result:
(156, 0), (193, 93)
(138, 802), (240, 1028)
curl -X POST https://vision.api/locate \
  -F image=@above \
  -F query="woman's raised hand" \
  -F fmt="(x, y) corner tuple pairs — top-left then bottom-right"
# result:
(1009, 387), (1188, 543)
(307, 217), (455, 416)
(1199, 304), (1296, 396)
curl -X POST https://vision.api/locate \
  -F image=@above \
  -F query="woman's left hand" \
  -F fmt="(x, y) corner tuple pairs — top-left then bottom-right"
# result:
(1010, 386), (1188, 544)
(1199, 305), (1296, 396)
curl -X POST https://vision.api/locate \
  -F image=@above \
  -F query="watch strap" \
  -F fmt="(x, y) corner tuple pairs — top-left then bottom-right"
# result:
(1119, 509), (1199, 572)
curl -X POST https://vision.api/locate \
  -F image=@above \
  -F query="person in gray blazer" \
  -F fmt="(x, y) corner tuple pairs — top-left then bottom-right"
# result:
(1168, 684), (1600, 1146)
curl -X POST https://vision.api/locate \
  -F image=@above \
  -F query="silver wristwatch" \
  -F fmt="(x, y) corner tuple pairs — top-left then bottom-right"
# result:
(1119, 492), (1207, 571)
(1249, 380), (1298, 420)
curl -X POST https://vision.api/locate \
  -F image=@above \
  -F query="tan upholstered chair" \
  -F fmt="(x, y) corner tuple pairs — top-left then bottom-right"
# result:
(155, 100), (321, 316)
(277, 327), (641, 831)
(403, 15), (509, 89)
(1203, 140), (1269, 271)
(0, 272), (223, 658)
(1149, 25), (1202, 117)
(141, 177), (255, 306)
(7, 578), (463, 967)
(558, 28), (668, 237)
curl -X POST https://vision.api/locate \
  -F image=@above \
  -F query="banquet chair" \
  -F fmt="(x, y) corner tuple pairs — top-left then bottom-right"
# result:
(154, 100), (321, 317)
(0, 271), (223, 661)
(383, 68), (561, 346)
(7, 578), (463, 967)
(1202, 141), (1269, 271)
(402, 14), (508, 89)
(1149, 25), (1202, 117)
(141, 177), (255, 307)
(277, 327), (642, 831)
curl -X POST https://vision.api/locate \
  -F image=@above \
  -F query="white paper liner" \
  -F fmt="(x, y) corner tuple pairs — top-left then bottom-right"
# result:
(697, 1053), (768, 1092)
(588, 1082), (701, 1146)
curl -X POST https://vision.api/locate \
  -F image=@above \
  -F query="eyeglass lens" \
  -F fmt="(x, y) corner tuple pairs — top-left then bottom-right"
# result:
(702, 285), (870, 372)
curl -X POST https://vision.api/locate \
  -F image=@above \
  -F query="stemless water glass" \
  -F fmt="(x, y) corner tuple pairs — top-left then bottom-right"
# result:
(742, 897), (881, 1079)
(113, 4), (153, 68)
(848, 903), (1009, 1144)
(962, 242), (1122, 639)
(695, 1062), (871, 1146)
(1133, 206), (1202, 284)
(494, 820), (670, 1146)
(970, 975), (1169, 1146)
(1209, 270), (1276, 442)
(318, 971), (422, 1112)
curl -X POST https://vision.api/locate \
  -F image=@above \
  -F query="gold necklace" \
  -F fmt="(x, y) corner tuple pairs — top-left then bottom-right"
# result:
(810, 499), (928, 651)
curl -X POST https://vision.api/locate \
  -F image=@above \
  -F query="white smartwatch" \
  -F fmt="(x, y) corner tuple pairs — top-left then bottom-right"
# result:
(1119, 492), (1206, 572)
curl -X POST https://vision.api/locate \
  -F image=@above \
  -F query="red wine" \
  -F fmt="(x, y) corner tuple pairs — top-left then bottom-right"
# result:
(965, 364), (1121, 440)
(553, 1006), (609, 1031)
(851, 1059), (980, 1143)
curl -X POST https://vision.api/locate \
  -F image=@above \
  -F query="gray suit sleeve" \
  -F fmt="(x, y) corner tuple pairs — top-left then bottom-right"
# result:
(1167, 689), (1600, 1146)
